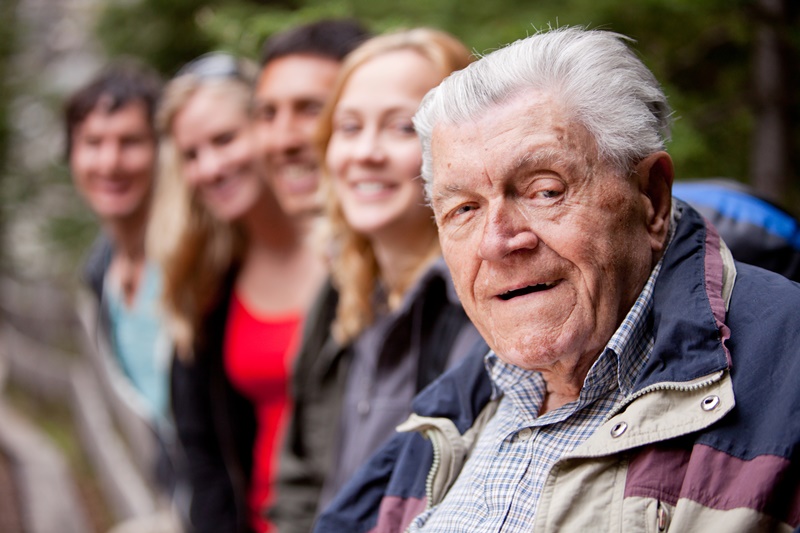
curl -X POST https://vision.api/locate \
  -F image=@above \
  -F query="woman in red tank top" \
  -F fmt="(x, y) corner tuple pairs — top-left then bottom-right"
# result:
(149, 53), (325, 533)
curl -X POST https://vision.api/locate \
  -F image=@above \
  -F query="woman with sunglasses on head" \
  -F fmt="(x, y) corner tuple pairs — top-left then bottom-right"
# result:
(270, 29), (481, 533)
(149, 53), (325, 533)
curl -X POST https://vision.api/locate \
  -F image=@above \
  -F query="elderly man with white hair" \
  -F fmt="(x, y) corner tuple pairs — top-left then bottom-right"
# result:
(314, 26), (800, 533)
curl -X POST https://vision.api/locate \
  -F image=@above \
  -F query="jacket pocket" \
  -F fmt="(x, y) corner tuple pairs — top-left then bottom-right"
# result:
(621, 496), (674, 533)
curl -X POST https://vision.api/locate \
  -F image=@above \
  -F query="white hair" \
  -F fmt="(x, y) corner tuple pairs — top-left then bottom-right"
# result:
(414, 26), (672, 198)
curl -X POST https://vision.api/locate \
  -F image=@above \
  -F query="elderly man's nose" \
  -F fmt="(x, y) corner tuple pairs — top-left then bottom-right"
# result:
(478, 204), (539, 261)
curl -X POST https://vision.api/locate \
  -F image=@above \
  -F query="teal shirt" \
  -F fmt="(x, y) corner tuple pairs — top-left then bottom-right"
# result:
(105, 262), (171, 422)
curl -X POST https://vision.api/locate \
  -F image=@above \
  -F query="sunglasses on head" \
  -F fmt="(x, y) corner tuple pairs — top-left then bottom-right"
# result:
(176, 52), (250, 81)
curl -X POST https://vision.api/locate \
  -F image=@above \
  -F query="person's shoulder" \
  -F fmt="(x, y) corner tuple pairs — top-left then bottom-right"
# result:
(711, 262), (800, 458)
(727, 262), (800, 344)
(729, 261), (800, 313)
(728, 263), (800, 364)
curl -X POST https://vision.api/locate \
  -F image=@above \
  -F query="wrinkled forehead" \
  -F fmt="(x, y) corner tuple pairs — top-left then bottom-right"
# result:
(430, 118), (480, 154)
(428, 90), (572, 173)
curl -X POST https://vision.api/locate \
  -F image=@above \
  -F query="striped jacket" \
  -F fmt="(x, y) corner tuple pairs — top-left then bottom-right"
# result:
(315, 201), (800, 533)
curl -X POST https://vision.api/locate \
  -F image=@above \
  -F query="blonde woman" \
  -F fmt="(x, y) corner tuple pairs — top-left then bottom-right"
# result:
(149, 53), (325, 533)
(270, 29), (479, 533)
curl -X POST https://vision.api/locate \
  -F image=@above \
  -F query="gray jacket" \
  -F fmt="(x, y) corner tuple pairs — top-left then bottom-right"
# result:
(269, 258), (479, 533)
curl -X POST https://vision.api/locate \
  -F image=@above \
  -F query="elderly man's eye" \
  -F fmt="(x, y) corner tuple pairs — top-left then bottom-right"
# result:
(527, 177), (564, 201)
(455, 204), (476, 215)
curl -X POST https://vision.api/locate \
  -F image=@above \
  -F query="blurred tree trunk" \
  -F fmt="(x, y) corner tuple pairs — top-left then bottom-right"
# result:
(750, 0), (791, 203)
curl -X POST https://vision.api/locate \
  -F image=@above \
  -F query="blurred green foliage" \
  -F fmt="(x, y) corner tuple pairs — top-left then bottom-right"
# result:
(0, 0), (19, 269)
(96, 0), (222, 76)
(94, 0), (799, 204)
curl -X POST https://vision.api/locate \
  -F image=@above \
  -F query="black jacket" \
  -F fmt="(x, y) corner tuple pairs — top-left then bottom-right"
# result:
(171, 272), (257, 533)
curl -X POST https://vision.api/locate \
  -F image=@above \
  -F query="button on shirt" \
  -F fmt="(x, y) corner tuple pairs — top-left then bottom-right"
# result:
(409, 259), (664, 532)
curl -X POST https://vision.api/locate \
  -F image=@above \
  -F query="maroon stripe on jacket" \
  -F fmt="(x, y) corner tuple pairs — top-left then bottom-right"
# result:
(702, 220), (733, 366)
(626, 443), (800, 525)
(369, 495), (427, 533)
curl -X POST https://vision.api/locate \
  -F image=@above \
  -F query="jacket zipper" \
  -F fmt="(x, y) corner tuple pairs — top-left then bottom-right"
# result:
(604, 370), (724, 422)
(424, 427), (443, 510)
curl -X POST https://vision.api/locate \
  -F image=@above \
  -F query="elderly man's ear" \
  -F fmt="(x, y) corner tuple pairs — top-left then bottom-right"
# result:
(635, 151), (674, 254)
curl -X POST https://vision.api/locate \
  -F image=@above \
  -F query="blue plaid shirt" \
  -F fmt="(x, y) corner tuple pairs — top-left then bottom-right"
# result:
(408, 258), (665, 532)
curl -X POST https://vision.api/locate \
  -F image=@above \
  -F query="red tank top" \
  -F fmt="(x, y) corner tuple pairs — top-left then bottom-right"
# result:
(224, 292), (302, 533)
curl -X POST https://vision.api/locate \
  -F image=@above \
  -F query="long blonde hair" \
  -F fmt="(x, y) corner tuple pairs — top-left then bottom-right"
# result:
(316, 28), (473, 344)
(147, 63), (256, 359)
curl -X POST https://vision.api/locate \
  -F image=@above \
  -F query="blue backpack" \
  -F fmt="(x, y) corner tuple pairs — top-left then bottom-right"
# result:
(673, 179), (800, 282)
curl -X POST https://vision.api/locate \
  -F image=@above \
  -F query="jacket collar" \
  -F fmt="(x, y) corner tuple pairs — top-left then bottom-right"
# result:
(633, 199), (735, 391)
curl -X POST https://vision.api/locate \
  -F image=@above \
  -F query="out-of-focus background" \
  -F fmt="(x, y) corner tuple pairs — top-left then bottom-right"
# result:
(2, 0), (799, 281)
(0, 0), (797, 531)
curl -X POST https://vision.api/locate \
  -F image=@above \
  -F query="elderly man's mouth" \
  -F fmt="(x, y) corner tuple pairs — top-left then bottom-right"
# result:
(498, 281), (558, 301)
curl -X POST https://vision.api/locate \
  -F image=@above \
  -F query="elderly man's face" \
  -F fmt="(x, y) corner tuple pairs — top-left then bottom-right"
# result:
(431, 91), (665, 373)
